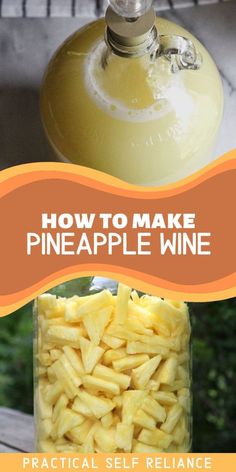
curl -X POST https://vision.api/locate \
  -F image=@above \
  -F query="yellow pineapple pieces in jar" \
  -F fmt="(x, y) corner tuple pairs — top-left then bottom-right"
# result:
(35, 283), (191, 452)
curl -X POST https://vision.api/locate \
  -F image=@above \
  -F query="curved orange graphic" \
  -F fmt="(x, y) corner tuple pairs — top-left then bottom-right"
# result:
(0, 151), (236, 317)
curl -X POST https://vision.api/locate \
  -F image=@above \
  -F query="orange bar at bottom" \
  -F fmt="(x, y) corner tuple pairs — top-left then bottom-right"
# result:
(0, 454), (235, 472)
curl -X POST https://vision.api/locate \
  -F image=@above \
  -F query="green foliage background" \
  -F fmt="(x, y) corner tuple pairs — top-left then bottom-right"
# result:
(0, 285), (235, 452)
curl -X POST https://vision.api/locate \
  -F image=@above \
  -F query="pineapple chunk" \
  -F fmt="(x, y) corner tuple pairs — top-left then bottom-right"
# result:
(93, 364), (130, 390)
(133, 409), (156, 430)
(38, 352), (52, 367)
(114, 283), (131, 324)
(80, 337), (104, 373)
(103, 348), (126, 366)
(38, 388), (52, 419)
(142, 396), (166, 423)
(39, 418), (53, 440)
(132, 441), (163, 453)
(139, 334), (181, 352)
(82, 375), (120, 396)
(52, 394), (69, 423)
(106, 324), (140, 342)
(172, 416), (187, 446)
(131, 355), (162, 389)
(38, 366), (47, 377)
(41, 317), (68, 333)
(83, 306), (113, 345)
(56, 442), (79, 452)
(94, 424), (117, 452)
(113, 354), (149, 372)
(56, 408), (85, 438)
(79, 436), (94, 453)
(154, 358), (178, 385)
(113, 395), (123, 408)
(59, 353), (82, 388)
(38, 439), (57, 452)
(50, 349), (62, 361)
(126, 318), (153, 336)
(177, 352), (190, 364)
(72, 397), (94, 419)
(63, 346), (84, 375)
(51, 359), (78, 399)
(167, 300), (185, 309)
(102, 334), (125, 349)
(77, 290), (113, 317)
(152, 391), (177, 406)
(178, 388), (191, 412)
(160, 379), (189, 392)
(44, 380), (64, 405)
(67, 419), (93, 445)
(64, 298), (81, 323)
(146, 379), (160, 391)
(38, 294), (64, 319)
(128, 301), (155, 329)
(115, 423), (134, 452)
(79, 423), (97, 453)
(46, 325), (84, 347)
(122, 390), (146, 425)
(161, 403), (183, 434)
(177, 365), (189, 382)
(149, 299), (185, 335)
(126, 341), (168, 356)
(42, 342), (57, 352)
(77, 389), (115, 419)
(47, 366), (57, 384)
(138, 428), (172, 449)
(101, 412), (113, 429)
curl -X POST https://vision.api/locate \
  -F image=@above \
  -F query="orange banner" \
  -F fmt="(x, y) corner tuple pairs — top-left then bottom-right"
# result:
(0, 151), (236, 316)
(0, 453), (235, 471)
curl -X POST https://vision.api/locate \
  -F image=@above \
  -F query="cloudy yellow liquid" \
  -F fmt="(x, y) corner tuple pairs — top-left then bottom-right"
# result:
(41, 18), (223, 186)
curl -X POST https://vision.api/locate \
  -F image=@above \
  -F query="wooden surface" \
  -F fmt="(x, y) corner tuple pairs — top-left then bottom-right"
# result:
(0, 408), (34, 453)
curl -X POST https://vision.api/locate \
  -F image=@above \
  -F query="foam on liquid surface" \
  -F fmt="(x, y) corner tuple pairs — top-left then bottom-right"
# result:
(84, 41), (194, 124)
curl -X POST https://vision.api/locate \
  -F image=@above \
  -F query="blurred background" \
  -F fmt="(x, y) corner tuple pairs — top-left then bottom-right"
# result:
(0, 288), (235, 452)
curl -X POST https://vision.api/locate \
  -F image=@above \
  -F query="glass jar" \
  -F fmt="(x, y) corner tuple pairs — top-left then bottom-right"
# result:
(40, 2), (223, 186)
(34, 277), (192, 453)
